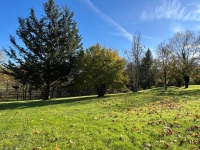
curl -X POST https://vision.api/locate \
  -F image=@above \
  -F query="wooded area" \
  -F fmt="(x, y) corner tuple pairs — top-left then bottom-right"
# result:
(1, 0), (200, 100)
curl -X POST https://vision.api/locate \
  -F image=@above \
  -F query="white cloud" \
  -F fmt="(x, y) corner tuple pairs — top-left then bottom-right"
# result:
(82, 0), (132, 42)
(141, 0), (200, 21)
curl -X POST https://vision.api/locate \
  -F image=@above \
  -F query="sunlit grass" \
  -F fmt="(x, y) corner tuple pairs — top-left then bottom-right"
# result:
(0, 86), (200, 149)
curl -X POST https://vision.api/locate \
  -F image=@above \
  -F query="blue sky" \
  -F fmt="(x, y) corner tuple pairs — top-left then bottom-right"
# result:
(1, 0), (200, 57)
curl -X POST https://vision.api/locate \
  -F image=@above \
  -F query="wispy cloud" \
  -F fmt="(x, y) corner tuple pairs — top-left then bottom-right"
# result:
(141, 0), (200, 21)
(82, 0), (132, 42)
(142, 35), (161, 40)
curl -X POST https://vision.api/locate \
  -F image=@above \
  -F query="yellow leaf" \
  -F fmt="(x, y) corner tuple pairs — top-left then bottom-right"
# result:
(54, 144), (59, 150)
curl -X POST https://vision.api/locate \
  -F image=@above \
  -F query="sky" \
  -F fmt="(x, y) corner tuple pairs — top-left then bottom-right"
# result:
(1, 0), (200, 57)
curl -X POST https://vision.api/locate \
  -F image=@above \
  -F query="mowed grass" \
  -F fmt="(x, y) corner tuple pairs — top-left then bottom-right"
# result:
(0, 86), (200, 150)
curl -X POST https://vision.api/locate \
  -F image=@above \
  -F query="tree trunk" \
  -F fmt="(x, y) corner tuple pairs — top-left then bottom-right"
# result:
(97, 84), (106, 97)
(175, 76), (182, 87)
(164, 69), (167, 90)
(184, 75), (189, 88)
(43, 91), (50, 100)
(29, 86), (32, 99)
(42, 83), (51, 100)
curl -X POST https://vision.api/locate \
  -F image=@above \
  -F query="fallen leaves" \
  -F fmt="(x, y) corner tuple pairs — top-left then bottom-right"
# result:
(164, 142), (169, 148)
(145, 143), (152, 149)
(191, 132), (198, 137)
(163, 126), (173, 136)
(33, 147), (41, 150)
(54, 144), (59, 150)
(179, 139), (185, 146)
(68, 140), (73, 144)
(71, 124), (76, 127)
(125, 99), (200, 149)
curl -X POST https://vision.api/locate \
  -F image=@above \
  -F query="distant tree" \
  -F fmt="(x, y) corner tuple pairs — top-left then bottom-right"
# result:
(151, 59), (162, 87)
(75, 44), (128, 97)
(2, 0), (83, 100)
(0, 51), (12, 93)
(156, 42), (172, 90)
(140, 49), (153, 89)
(0, 73), (13, 93)
(124, 31), (144, 91)
(167, 55), (184, 87)
(0, 50), (6, 64)
(193, 64), (200, 84)
(169, 30), (200, 88)
(125, 62), (134, 91)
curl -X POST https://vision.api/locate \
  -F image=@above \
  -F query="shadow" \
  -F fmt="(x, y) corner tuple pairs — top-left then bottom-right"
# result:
(0, 95), (110, 110)
(1, 86), (200, 110)
(155, 87), (200, 96)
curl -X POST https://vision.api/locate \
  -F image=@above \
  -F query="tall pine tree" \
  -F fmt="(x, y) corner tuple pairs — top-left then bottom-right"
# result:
(140, 49), (153, 89)
(2, 0), (83, 100)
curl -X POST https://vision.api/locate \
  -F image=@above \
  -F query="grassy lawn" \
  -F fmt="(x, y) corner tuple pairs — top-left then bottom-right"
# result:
(0, 86), (200, 150)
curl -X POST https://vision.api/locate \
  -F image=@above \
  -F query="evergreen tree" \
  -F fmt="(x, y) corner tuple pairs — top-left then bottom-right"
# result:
(140, 49), (153, 89)
(2, 0), (83, 100)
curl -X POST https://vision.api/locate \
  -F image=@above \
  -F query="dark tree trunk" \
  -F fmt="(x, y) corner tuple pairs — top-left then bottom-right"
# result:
(175, 77), (182, 87)
(43, 91), (50, 100)
(147, 78), (151, 89)
(132, 86), (138, 92)
(29, 86), (32, 99)
(97, 84), (106, 97)
(42, 83), (51, 100)
(184, 75), (189, 88)
(164, 69), (167, 90)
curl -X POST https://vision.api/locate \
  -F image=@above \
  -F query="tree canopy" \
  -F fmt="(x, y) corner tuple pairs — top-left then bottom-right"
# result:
(75, 44), (128, 97)
(2, 0), (83, 100)
(169, 30), (200, 88)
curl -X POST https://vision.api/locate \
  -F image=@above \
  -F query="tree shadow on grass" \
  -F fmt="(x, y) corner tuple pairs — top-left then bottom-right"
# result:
(0, 95), (110, 110)
(155, 87), (200, 97)
(1, 87), (199, 110)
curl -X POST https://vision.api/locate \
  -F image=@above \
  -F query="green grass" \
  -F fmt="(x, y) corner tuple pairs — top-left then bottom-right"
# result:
(0, 86), (200, 150)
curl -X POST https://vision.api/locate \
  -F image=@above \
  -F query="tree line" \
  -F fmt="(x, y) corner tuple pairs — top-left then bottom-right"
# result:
(1, 0), (200, 100)
(125, 30), (200, 91)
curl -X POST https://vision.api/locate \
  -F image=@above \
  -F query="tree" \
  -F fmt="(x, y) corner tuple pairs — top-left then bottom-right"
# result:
(169, 30), (200, 88)
(0, 50), (6, 64)
(0, 51), (12, 94)
(75, 44), (128, 97)
(125, 62), (134, 91)
(140, 49), (153, 89)
(167, 55), (184, 87)
(156, 42), (172, 90)
(151, 59), (162, 87)
(0, 72), (14, 93)
(124, 31), (144, 92)
(2, 0), (83, 100)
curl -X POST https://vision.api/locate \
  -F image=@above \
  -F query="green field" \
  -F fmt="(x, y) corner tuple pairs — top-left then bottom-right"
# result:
(0, 86), (199, 150)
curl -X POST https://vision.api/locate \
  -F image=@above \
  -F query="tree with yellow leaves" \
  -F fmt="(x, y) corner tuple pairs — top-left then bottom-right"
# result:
(0, 50), (12, 93)
(75, 44), (128, 97)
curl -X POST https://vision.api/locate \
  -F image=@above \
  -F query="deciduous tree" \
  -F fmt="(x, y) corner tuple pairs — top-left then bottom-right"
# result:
(124, 31), (144, 91)
(75, 44), (128, 97)
(169, 30), (200, 88)
(156, 42), (172, 90)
